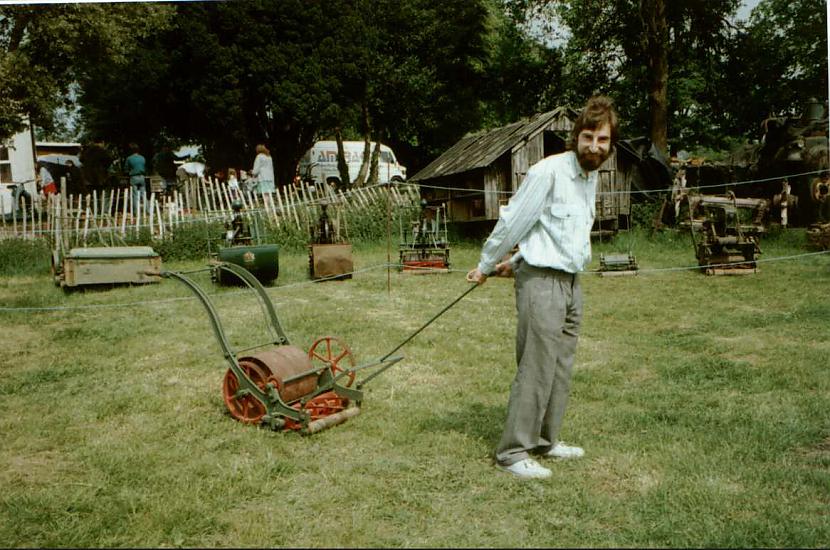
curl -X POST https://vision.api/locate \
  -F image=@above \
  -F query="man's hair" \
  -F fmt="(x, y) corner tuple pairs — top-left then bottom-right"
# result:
(569, 95), (619, 150)
(129, 142), (139, 154)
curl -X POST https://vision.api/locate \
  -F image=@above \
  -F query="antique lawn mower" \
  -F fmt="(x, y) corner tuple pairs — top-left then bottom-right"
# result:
(308, 199), (354, 281)
(598, 252), (639, 277)
(161, 261), (477, 434)
(213, 199), (279, 285)
(398, 199), (451, 272)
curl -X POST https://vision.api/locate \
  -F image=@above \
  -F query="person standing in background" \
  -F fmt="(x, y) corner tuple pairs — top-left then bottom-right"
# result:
(251, 144), (275, 194)
(227, 168), (241, 198)
(124, 143), (147, 213)
(37, 161), (56, 196)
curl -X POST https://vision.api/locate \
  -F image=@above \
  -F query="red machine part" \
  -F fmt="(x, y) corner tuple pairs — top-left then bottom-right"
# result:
(221, 340), (358, 430)
(307, 335), (356, 387)
(402, 260), (449, 271)
(222, 360), (272, 424)
(282, 391), (350, 431)
(222, 346), (317, 424)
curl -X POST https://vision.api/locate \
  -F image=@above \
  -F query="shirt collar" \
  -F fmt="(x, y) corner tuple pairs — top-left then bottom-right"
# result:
(568, 150), (591, 180)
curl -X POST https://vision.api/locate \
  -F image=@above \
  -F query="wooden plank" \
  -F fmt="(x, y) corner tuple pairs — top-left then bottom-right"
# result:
(274, 186), (284, 227)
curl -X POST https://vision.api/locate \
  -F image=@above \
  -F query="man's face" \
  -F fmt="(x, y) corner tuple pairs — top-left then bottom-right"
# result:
(576, 122), (612, 172)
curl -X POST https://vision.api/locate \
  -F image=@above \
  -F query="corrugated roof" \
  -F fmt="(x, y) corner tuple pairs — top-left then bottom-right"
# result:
(409, 107), (578, 182)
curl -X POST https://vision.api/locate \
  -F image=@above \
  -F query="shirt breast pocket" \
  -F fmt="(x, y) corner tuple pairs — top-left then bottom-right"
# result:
(550, 203), (588, 251)
(550, 203), (580, 220)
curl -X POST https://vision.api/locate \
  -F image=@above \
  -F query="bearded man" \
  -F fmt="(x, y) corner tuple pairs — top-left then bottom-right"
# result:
(466, 95), (619, 479)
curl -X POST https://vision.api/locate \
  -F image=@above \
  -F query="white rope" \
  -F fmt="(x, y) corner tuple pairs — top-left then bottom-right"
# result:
(413, 168), (827, 197)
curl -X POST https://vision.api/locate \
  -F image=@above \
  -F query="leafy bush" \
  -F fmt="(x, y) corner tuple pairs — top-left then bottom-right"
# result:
(630, 199), (665, 229)
(152, 220), (225, 261)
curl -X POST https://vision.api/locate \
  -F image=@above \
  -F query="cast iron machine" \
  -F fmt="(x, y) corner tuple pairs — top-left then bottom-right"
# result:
(684, 192), (768, 275)
(160, 262), (478, 434)
(598, 253), (639, 276)
(308, 199), (354, 280)
(213, 199), (279, 285)
(398, 199), (451, 272)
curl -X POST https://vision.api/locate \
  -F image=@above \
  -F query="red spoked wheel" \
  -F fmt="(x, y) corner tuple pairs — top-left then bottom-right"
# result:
(308, 336), (356, 387)
(222, 360), (272, 424)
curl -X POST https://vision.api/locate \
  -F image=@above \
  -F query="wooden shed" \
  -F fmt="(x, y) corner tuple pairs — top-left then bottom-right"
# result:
(409, 107), (635, 235)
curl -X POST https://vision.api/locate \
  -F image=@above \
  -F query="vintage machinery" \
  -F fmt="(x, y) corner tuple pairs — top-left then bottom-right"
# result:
(598, 253), (639, 277)
(806, 222), (830, 250)
(398, 199), (450, 272)
(161, 262), (478, 434)
(684, 193), (768, 275)
(51, 246), (161, 288)
(213, 200), (279, 285)
(308, 199), (353, 280)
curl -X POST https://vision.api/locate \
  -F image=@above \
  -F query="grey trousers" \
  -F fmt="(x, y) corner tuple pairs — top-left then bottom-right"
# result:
(495, 262), (583, 466)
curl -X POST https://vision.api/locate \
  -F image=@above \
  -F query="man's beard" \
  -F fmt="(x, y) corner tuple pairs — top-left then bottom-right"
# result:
(577, 149), (609, 172)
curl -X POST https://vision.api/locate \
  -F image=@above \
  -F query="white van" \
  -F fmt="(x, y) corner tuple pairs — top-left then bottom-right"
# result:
(298, 140), (406, 186)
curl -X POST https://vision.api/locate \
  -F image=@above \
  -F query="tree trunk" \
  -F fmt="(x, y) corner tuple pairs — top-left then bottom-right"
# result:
(642, 0), (669, 155)
(368, 134), (382, 185)
(353, 103), (371, 187)
(335, 127), (350, 187)
(269, 126), (313, 190)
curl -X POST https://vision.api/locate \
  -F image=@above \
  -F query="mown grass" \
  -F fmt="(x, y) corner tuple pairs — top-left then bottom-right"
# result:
(1, 229), (828, 548)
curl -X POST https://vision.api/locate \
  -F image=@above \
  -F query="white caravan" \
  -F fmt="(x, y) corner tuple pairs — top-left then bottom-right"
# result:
(298, 140), (406, 186)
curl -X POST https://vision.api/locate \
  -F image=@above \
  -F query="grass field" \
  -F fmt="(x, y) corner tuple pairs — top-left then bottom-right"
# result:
(1, 229), (828, 547)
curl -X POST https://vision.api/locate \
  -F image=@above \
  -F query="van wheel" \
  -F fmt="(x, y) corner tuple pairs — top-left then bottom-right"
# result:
(391, 176), (404, 184)
(326, 177), (342, 190)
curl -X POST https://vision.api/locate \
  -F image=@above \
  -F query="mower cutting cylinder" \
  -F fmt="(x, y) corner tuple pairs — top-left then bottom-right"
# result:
(222, 345), (318, 424)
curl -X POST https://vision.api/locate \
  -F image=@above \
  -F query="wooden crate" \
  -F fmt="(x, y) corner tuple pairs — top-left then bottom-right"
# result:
(59, 246), (161, 288)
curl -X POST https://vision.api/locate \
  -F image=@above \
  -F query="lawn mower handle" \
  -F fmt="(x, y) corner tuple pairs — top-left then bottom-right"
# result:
(357, 281), (480, 388)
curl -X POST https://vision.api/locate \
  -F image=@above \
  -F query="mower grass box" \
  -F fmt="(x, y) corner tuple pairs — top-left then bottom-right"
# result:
(54, 246), (161, 288)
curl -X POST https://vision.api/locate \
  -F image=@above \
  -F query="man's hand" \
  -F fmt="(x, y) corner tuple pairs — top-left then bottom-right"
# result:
(466, 268), (488, 285)
(493, 260), (514, 278)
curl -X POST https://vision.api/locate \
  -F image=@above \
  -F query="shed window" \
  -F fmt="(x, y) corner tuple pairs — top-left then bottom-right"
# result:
(0, 146), (11, 183)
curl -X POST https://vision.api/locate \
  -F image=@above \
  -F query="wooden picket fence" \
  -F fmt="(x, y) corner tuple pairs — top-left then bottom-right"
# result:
(0, 175), (420, 247)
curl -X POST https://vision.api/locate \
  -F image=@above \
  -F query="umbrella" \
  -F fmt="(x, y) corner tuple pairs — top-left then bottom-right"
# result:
(177, 161), (206, 177)
(38, 154), (82, 167)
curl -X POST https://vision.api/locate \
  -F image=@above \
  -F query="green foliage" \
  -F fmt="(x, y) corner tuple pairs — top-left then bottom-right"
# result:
(630, 199), (665, 230)
(0, 238), (51, 276)
(151, 220), (225, 262)
(78, 0), (493, 182)
(0, 3), (173, 141)
(479, 3), (565, 127)
(715, 0), (828, 137)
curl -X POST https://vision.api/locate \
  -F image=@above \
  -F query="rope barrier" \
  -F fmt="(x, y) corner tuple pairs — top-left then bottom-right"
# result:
(413, 168), (827, 198)
(2, 166), (824, 239)
(1, 249), (827, 314)
(0, 262), (393, 313)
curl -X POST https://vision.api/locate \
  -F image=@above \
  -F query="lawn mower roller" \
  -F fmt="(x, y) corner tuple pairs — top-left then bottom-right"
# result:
(161, 262), (478, 434)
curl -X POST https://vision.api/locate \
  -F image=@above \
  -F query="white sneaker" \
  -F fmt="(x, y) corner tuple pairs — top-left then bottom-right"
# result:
(546, 441), (585, 459)
(497, 458), (552, 479)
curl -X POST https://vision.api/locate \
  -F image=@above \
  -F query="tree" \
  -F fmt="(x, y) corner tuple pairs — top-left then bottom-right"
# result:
(479, 3), (566, 127)
(715, 0), (828, 138)
(504, 0), (741, 153)
(78, 0), (494, 185)
(0, 4), (172, 141)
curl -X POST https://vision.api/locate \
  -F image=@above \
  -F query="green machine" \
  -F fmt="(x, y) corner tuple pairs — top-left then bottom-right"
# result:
(213, 200), (279, 285)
